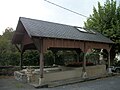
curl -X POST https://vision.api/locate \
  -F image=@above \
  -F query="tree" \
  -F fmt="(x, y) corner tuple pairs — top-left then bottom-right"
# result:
(23, 50), (39, 66)
(0, 27), (20, 66)
(84, 0), (120, 63)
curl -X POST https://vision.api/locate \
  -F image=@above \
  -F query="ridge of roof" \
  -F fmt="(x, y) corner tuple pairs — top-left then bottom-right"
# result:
(20, 17), (97, 35)
(20, 17), (78, 28)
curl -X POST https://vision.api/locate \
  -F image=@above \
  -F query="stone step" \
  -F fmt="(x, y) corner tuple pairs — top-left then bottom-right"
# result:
(48, 77), (84, 87)
(48, 74), (109, 87)
(30, 73), (110, 88)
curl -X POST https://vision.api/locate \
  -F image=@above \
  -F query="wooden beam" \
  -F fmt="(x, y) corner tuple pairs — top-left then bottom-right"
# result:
(15, 44), (24, 70)
(15, 44), (21, 52)
(32, 38), (41, 52)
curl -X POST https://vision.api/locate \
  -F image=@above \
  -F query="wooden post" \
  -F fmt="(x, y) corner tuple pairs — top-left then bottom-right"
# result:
(107, 44), (112, 73)
(107, 49), (112, 73)
(53, 52), (56, 65)
(20, 52), (23, 70)
(53, 53), (56, 64)
(108, 51), (110, 68)
(81, 52), (87, 78)
(40, 52), (44, 78)
(83, 53), (86, 72)
(76, 49), (81, 62)
(77, 53), (79, 62)
(40, 39), (44, 78)
(16, 44), (23, 70)
(32, 38), (44, 78)
(52, 50), (57, 65)
(81, 42), (87, 78)
(83, 42), (86, 72)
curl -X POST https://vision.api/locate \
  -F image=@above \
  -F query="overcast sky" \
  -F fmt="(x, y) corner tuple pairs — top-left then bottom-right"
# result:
(0, 0), (117, 35)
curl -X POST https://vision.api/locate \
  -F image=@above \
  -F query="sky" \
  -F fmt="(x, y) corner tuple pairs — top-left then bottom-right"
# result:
(0, 0), (118, 35)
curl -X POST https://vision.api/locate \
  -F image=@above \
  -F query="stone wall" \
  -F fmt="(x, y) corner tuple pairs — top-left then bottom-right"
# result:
(14, 65), (106, 85)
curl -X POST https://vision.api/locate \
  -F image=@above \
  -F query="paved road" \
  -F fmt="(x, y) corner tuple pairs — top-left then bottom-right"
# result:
(0, 75), (120, 90)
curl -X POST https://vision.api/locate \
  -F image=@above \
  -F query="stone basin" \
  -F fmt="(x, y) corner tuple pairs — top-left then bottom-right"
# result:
(14, 65), (106, 86)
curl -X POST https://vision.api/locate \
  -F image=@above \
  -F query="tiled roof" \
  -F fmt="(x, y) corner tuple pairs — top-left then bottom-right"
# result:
(15, 17), (114, 44)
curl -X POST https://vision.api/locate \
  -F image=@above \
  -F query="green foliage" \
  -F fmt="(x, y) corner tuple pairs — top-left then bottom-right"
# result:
(84, 0), (120, 64)
(0, 27), (41, 66)
(23, 50), (39, 66)
(0, 27), (65, 66)
(84, 0), (120, 53)
(44, 50), (54, 66)
(86, 50), (100, 64)
(0, 27), (20, 66)
(2, 27), (14, 40)
(55, 51), (64, 65)
(115, 61), (120, 66)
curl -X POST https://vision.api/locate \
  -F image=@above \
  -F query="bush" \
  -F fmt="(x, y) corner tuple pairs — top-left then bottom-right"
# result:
(0, 66), (20, 76)
(65, 61), (94, 67)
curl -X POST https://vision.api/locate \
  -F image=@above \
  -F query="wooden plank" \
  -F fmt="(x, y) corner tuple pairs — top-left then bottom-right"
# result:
(15, 44), (21, 52)
(32, 38), (41, 52)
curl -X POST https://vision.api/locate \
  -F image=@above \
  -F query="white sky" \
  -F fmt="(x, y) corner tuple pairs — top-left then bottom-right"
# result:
(0, 0), (112, 35)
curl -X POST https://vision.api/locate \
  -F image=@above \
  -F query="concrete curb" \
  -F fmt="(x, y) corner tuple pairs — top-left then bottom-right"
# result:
(31, 73), (119, 88)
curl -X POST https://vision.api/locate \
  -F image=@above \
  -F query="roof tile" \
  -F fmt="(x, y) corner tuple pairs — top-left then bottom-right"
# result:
(20, 17), (113, 44)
